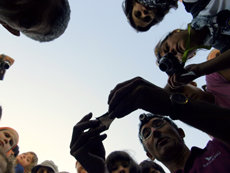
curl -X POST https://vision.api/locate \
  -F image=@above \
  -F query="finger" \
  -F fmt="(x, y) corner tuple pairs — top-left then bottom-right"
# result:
(70, 125), (106, 152)
(70, 119), (99, 147)
(108, 77), (141, 104)
(70, 133), (107, 158)
(77, 113), (92, 124)
(70, 113), (99, 147)
(108, 77), (151, 112)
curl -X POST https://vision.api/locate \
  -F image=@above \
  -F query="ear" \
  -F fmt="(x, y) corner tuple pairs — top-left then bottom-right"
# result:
(189, 81), (197, 87)
(146, 152), (155, 161)
(178, 128), (185, 139)
(1, 23), (20, 36)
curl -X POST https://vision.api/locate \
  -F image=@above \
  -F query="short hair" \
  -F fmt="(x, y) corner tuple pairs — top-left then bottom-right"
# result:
(106, 151), (140, 173)
(138, 113), (180, 152)
(24, 152), (38, 173)
(22, 0), (71, 42)
(122, 0), (178, 32)
(139, 160), (165, 173)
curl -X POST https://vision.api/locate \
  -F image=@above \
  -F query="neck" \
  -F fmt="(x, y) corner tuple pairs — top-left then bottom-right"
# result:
(189, 27), (208, 47)
(163, 145), (191, 173)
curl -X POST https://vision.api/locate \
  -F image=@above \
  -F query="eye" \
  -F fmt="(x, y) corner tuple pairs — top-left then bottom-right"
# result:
(134, 11), (141, 18)
(121, 161), (129, 168)
(142, 128), (151, 139)
(9, 139), (13, 146)
(4, 132), (10, 138)
(152, 119), (164, 128)
(111, 165), (118, 171)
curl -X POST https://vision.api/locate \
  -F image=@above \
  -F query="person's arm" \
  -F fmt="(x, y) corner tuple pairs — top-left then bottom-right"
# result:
(70, 113), (108, 173)
(108, 77), (230, 146)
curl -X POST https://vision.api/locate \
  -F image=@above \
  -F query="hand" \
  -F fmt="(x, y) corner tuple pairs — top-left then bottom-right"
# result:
(70, 113), (107, 173)
(168, 64), (201, 89)
(108, 77), (172, 119)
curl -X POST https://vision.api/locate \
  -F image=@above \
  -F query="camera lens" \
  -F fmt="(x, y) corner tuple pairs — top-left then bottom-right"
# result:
(0, 61), (10, 69)
(158, 57), (172, 72)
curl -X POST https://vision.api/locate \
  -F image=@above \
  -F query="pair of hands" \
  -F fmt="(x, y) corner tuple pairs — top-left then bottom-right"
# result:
(70, 113), (107, 173)
(70, 77), (173, 172)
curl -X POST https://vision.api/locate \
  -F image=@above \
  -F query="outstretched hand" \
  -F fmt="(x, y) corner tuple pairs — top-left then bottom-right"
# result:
(108, 77), (172, 119)
(167, 64), (201, 89)
(70, 113), (107, 173)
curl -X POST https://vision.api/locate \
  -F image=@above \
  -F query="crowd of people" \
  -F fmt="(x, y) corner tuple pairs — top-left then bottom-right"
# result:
(1, 0), (230, 172)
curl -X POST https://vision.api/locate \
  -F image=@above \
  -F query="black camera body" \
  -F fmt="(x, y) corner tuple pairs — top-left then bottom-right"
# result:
(0, 60), (10, 70)
(158, 53), (186, 76)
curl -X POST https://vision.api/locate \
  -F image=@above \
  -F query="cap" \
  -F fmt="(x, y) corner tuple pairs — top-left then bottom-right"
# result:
(32, 160), (58, 173)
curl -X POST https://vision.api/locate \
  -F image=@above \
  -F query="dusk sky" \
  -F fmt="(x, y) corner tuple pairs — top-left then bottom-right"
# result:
(0, 1), (211, 172)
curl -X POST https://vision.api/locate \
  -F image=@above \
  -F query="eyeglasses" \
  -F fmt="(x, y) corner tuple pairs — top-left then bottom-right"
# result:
(140, 118), (166, 141)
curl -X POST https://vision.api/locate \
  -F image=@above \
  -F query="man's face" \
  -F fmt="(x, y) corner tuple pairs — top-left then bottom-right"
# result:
(17, 152), (34, 168)
(141, 118), (185, 162)
(132, 2), (155, 28)
(0, 129), (18, 153)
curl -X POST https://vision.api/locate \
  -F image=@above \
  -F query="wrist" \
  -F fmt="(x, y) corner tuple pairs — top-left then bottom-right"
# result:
(169, 93), (189, 120)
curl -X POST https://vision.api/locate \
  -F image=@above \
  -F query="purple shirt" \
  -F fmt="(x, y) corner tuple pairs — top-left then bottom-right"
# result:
(175, 139), (230, 173)
(206, 72), (230, 108)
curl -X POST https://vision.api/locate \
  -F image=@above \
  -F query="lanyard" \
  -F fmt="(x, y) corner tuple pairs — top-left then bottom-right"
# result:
(182, 24), (211, 64)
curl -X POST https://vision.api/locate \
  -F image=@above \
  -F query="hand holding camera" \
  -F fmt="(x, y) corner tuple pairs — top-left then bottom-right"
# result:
(0, 54), (14, 80)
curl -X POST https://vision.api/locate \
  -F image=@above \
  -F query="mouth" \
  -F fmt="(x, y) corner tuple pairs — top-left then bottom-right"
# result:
(0, 140), (4, 147)
(156, 137), (169, 148)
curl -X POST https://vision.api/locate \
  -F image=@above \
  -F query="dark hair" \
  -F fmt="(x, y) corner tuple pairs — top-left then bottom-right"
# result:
(106, 151), (140, 173)
(138, 113), (180, 152)
(122, 0), (178, 32)
(22, 0), (71, 42)
(139, 160), (165, 173)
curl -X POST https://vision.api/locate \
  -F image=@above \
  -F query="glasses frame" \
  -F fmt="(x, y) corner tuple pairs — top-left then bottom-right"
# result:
(140, 117), (167, 141)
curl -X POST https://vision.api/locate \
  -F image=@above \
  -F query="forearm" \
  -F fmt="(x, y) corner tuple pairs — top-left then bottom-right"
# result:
(198, 49), (230, 76)
(171, 100), (230, 145)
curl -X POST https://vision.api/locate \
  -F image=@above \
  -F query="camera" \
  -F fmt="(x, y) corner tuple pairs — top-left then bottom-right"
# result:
(96, 112), (114, 130)
(0, 60), (11, 70)
(158, 53), (185, 76)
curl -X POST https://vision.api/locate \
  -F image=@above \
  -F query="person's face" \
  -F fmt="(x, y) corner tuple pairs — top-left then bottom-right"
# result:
(37, 167), (54, 173)
(17, 152), (34, 168)
(132, 2), (155, 28)
(141, 118), (185, 162)
(110, 160), (130, 173)
(158, 30), (189, 61)
(76, 161), (87, 173)
(0, 129), (18, 153)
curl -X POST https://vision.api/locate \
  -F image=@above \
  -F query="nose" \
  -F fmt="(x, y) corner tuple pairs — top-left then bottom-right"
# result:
(153, 130), (161, 138)
(3, 138), (9, 144)
(117, 166), (126, 173)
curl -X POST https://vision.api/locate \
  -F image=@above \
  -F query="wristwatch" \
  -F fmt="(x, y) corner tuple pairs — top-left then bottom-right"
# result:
(169, 93), (189, 120)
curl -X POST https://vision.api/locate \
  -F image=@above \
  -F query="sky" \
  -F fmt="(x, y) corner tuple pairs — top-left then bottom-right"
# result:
(0, 1), (211, 173)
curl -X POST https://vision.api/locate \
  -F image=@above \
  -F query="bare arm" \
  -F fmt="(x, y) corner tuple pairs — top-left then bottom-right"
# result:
(108, 77), (230, 146)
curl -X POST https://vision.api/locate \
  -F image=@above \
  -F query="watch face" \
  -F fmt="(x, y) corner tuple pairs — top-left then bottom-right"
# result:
(171, 93), (188, 104)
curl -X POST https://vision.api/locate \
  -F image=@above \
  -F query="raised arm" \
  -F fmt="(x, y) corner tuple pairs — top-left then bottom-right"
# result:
(108, 77), (230, 146)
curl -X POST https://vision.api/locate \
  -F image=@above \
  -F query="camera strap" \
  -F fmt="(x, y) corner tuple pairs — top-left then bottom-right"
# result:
(182, 24), (211, 64)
